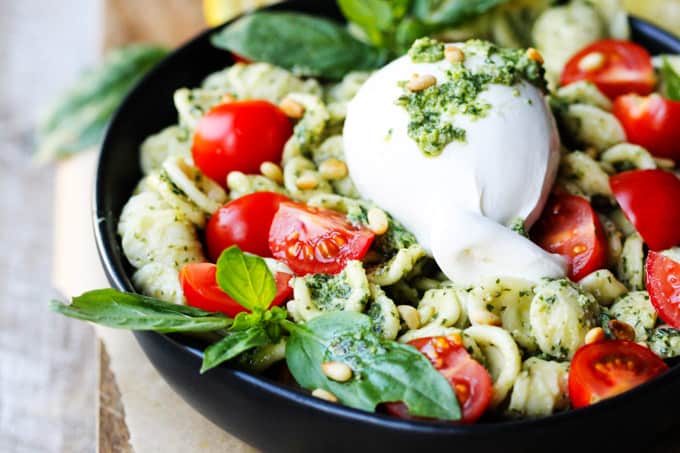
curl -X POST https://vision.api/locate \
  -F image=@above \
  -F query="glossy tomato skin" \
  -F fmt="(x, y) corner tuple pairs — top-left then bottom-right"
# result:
(180, 262), (293, 317)
(384, 336), (492, 423)
(531, 194), (608, 281)
(268, 202), (375, 275)
(610, 169), (680, 251)
(560, 39), (655, 99)
(206, 192), (290, 261)
(646, 251), (680, 328)
(192, 100), (292, 186)
(613, 94), (680, 161)
(569, 340), (668, 409)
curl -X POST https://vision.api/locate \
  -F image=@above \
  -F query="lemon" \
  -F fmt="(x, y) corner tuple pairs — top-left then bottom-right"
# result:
(203, 0), (282, 26)
(622, 0), (680, 36)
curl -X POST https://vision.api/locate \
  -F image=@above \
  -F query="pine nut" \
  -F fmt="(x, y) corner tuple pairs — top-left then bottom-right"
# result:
(608, 319), (636, 342)
(260, 161), (283, 184)
(279, 96), (305, 119)
(295, 172), (319, 190)
(321, 361), (353, 382)
(221, 93), (236, 103)
(367, 207), (389, 235)
(445, 46), (465, 63)
(655, 157), (675, 169)
(448, 332), (463, 346)
(397, 305), (421, 330)
(318, 158), (348, 180)
(578, 51), (605, 72)
(406, 74), (436, 92)
(311, 388), (338, 403)
(526, 47), (544, 64)
(585, 327), (605, 344)
(226, 171), (247, 189)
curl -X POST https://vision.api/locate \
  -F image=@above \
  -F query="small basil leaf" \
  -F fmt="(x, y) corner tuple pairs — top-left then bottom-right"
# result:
(50, 289), (232, 332)
(201, 326), (270, 373)
(338, 0), (394, 46)
(216, 246), (276, 312)
(211, 12), (388, 79)
(394, 17), (433, 55)
(412, 0), (509, 26)
(284, 312), (460, 420)
(661, 56), (680, 101)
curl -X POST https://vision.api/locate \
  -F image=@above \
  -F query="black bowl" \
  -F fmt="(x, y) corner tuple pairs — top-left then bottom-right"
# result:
(95, 2), (680, 452)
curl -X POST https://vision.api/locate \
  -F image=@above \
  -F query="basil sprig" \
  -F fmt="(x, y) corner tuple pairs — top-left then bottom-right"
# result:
(283, 312), (461, 420)
(660, 56), (680, 101)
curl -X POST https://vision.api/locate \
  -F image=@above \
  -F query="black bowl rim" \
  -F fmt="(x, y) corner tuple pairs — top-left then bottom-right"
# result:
(93, 5), (680, 436)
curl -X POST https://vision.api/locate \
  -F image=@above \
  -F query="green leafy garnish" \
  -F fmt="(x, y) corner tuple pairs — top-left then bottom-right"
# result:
(283, 312), (460, 420)
(49, 289), (232, 332)
(36, 44), (168, 162)
(216, 246), (277, 312)
(660, 56), (680, 101)
(201, 326), (270, 373)
(412, 0), (509, 26)
(211, 12), (388, 79)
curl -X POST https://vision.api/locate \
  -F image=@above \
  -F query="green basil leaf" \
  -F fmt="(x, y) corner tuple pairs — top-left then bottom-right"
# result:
(201, 326), (270, 373)
(412, 0), (509, 26)
(338, 0), (395, 46)
(49, 289), (232, 332)
(211, 12), (388, 79)
(216, 246), (276, 312)
(36, 44), (168, 162)
(661, 56), (680, 101)
(284, 312), (460, 420)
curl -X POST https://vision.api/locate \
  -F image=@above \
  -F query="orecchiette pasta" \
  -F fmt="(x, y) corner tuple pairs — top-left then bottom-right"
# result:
(560, 104), (625, 150)
(368, 244), (426, 286)
(556, 81), (612, 111)
(139, 125), (192, 174)
(608, 291), (657, 341)
(367, 284), (401, 340)
(618, 232), (645, 291)
(577, 269), (628, 306)
(649, 327), (680, 359)
(598, 214), (623, 268)
(417, 287), (462, 328)
(507, 358), (570, 417)
(600, 143), (657, 170)
(559, 151), (613, 198)
(226, 171), (288, 200)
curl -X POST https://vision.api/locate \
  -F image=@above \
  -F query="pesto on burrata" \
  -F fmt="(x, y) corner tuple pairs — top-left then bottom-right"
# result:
(343, 38), (567, 286)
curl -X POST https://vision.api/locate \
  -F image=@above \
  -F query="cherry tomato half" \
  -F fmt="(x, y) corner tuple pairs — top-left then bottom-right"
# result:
(192, 100), (292, 186)
(646, 251), (680, 329)
(180, 262), (293, 317)
(560, 39), (655, 99)
(206, 192), (290, 261)
(568, 340), (668, 409)
(613, 93), (680, 161)
(610, 169), (680, 251)
(384, 336), (492, 424)
(531, 194), (608, 281)
(268, 202), (375, 275)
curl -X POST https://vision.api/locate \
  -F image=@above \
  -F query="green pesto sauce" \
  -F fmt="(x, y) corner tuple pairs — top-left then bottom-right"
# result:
(398, 39), (547, 157)
(305, 273), (353, 311)
(409, 37), (445, 63)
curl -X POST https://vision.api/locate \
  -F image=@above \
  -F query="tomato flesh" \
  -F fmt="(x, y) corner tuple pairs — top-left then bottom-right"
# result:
(206, 192), (290, 261)
(268, 202), (375, 275)
(192, 100), (292, 186)
(560, 39), (655, 99)
(646, 251), (680, 329)
(180, 262), (293, 317)
(610, 169), (680, 251)
(531, 194), (608, 281)
(613, 93), (680, 161)
(384, 335), (492, 424)
(569, 340), (668, 409)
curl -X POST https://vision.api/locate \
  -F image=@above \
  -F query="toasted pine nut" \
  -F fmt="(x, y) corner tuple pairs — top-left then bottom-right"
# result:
(279, 96), (305, 119)
(526, 47), (544, 64)
(445, 46), (465, 63)
(260, 161), (283, 183)
(221, 93), (236, 103)
(608, 319), (636, 342)
(311, 388), (338, 403)
(655, 157), (675, 169)
(585, 327), (605, 344)
(321, 361), (353, 382)
(318, 158), (348, 180)
(367, 207), (389, 235)
(448, 332), (463, 346)
(295, 172), (319, 190)
(226, 171), (247, 189)
(578, 51), (605, 72)
(397, 305), (421, 330)
(407, 74), (436, 92)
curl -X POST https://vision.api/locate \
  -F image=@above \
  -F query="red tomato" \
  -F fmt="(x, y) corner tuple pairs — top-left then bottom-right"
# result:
(384, 336), (492, 423)
(613, 94), (680, 161)
(610, 169), (680, 251)
(568, 340), (668, 409)
(646, 251), (680, 328)
(531, 194), (608, 281)
(192, 100), (292, 186)
(268, 202), (375, 275)
(179, 262), (293, 317)
(560, 39), (655, 99)
(206, 192), (290, 261)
